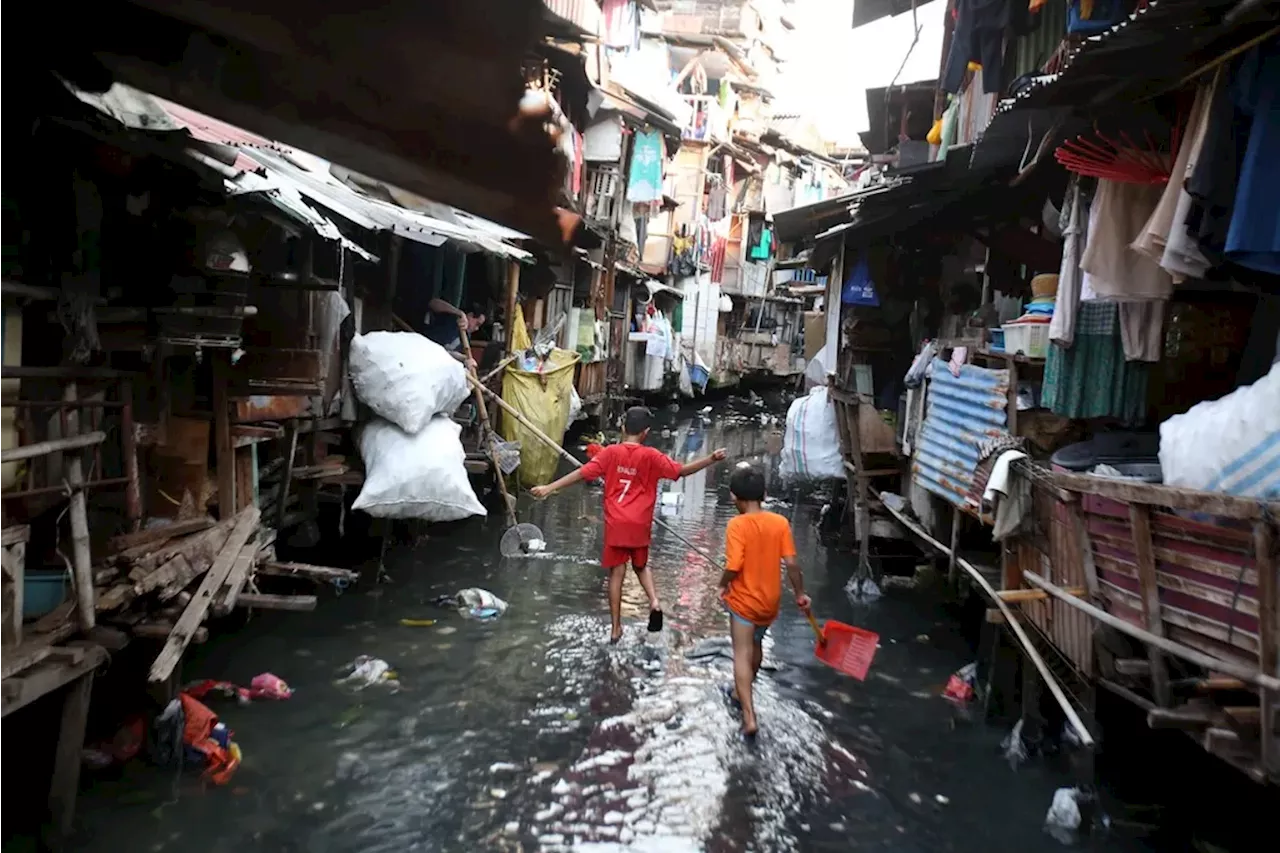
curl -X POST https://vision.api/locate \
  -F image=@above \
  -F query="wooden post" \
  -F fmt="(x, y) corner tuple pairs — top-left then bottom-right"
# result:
(276, 420), (299, 531)
(212, 355), (235, 519)
(1255, 519), (1276, 775)
(505, 260), (521, 355)
(1129, 504), (1171, 706)
(1068, 498), (1099, 597)
(119, 380), (141, 530)
(0, 522), (29, 640)
(458, 324), (516, 529)
(846, 399), (871, 580)
(47, 673), (93, 838)
(63, 384), (95, 632)
(1006, 359), (1019, 436)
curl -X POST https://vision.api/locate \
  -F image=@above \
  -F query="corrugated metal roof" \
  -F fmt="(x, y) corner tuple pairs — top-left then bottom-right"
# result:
(912, 359), (1010, 510)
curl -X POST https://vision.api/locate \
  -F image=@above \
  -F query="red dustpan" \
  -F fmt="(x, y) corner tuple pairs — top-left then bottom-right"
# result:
(806, 611), (879, 681)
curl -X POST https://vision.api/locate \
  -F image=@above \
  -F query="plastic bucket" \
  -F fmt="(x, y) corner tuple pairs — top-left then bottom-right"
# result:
(24, 570), (70, 619)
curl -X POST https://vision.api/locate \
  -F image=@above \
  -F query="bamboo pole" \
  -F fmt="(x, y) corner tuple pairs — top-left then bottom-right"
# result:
(459, 323), (517, 528)
(468, 374), (727, 571)
(1024, 570), (1280, 693)
(0, 431), (105, 463)
(62, 384), (96, 632)
(881, 496), (1095, 747)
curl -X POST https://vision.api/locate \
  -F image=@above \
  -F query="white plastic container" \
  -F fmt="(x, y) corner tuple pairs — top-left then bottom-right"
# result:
(1002, 322), (1049, 358)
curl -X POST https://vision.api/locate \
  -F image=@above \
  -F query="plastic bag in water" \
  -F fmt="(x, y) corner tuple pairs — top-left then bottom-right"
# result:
(1002, 718), (1029, 769)
(1044, 787), (1082, 844)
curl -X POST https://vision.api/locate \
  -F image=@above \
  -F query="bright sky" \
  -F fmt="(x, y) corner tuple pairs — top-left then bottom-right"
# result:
(773, 0), (947, 146)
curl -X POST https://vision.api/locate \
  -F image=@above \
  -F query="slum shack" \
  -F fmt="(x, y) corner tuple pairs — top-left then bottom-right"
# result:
(774, 1), (1280, 790)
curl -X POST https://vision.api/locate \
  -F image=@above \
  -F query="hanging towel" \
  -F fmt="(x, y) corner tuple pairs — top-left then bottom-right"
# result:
(1225, 39), (1280, 275)
(1049, 181), (1084, 346)
(1131, 78), (1214, 282)
(1119, 301), (1165, 363)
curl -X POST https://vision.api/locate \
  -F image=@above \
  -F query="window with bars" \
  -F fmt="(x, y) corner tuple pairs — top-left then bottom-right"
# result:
(584, 165), (619, 222)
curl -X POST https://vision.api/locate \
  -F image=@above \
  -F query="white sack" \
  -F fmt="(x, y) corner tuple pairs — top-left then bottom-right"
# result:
(804, 341), (832, 388)
(353, 416), (487, 521)
(1159, 361), (1280, 499)
(568, 386), (585, 423)
(349, 331), (469, 434)
(779, 386), (846, 481)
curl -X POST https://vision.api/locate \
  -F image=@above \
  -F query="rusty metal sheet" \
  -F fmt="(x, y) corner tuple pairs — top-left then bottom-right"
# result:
(233, 395), (309, 424)
(912, 359), (1009, 510)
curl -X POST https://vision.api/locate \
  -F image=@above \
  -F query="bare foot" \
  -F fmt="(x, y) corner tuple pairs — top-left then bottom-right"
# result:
(610, 630), (623, 644)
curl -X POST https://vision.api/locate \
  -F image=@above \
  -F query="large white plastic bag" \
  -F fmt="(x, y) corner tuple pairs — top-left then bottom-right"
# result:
(780, 386), (846, 481)
(1159, 361), (1280, 498)
(349, 331), (469, 434)
(353, 416), (487, 521)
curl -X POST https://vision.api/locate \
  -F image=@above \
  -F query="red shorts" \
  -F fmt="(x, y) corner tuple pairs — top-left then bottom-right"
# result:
(602, 544), (649, 570)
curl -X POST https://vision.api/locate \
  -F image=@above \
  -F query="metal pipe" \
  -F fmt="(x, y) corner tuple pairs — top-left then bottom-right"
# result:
(1, 431), (107, 463)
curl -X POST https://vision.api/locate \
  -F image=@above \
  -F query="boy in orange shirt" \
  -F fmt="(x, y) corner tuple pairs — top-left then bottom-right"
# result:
(717, 463), (810, 738)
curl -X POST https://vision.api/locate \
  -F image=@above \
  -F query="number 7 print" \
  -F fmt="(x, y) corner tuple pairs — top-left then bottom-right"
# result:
(618, 478), (632, 502)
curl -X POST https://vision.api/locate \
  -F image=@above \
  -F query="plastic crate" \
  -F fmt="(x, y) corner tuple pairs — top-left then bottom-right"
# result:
(1002, 322), (1049, 358)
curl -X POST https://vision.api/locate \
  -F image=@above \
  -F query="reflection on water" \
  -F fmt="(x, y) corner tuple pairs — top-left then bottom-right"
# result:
(72, 402), (1138, 852)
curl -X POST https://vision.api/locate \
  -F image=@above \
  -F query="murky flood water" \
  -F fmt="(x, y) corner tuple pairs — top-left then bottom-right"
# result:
(72, 403), (1146, 852)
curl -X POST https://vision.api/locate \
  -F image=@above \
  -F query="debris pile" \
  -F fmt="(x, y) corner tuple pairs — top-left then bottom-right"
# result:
(78, 508), (357, 683)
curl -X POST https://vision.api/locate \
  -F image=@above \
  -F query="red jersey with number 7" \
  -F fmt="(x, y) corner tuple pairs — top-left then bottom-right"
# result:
(580, 442), (683, 547)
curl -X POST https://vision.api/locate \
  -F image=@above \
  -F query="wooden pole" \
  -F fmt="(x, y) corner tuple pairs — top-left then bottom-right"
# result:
(1254, 520), (1276, 774)
(505, 260), (520, 355)
(1023, 569), (1280, 693)
(47, 674), (94, 838)
(468, 374), (726, 572)
(458, 323), (517, 528)
(276, 420), (299, 531)
(212, 355), (236, 519)
(63, 384), (95, 633)
(882, 496), (1096, 747)
(1130, 504), (1171, 706)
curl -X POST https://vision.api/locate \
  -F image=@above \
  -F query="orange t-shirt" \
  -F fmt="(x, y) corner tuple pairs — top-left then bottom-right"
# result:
(722, 511), (797, 626)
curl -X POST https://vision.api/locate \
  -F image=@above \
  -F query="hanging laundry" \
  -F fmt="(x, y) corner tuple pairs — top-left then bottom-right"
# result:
(749, 224), (773, 261)
(1043, 302), (1149, 424)
(1049, 180), (1086, 347)
(706, 181), (727, 221)
(1081, 179), (1173, 301)
(1185, 57), (1249, 264)
(1224, 39), (1280, 275)
(627, 130), (664, 203)
(942, 0), (1017, 95)
(1131, 78), (1216, 282)
(841, 255), (880, 307)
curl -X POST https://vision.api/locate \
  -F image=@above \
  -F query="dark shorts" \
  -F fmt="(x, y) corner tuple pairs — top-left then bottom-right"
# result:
(602, 545), (649, 571)
(725, 604), (769, 643)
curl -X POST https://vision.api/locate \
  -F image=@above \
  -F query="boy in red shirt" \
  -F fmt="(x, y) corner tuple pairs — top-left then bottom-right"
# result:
(532, 406), (726, 642)
(717, 463), (810, 738)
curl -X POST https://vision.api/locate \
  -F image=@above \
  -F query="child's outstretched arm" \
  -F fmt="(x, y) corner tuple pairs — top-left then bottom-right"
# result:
(678, 448), (728, 477)
(530, 468), (585, 499)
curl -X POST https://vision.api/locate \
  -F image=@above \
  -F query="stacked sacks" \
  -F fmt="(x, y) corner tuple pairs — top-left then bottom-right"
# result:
(348, 331), (486, 522)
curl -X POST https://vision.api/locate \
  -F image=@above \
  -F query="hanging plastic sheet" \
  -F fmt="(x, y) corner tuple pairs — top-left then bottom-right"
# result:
(842, 254), (880, 306)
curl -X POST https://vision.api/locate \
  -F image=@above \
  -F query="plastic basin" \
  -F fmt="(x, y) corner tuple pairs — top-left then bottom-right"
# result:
(24, 570), (69, 619)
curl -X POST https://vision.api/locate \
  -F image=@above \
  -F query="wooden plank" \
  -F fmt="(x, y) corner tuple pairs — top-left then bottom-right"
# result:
(107, 517), (213, 555)
(1147, 705), (1216, 730)
(131, 622), (209, 643)
(1114, 658), (1151, 677)
(94, 584), (134, 613)
(213, 541), (262, 616)
(997, 587), (1086, 603)
(235, 348), (321, 382)
(133, 555), (196, 599)
(237, 593), (317, 611)
(2, 644), (106, 718)
(1130, 504), (1171, 706)
(1254, 519), (1276, 776)
(1068, 500), (1100, 597)
(0, 431), (106, 463)
(2, 525), (31, 547)
(260, 561), (359, 584)
(147, 507), (260, 684)
(1, 645), (53, 679)
(213, 355), (236, 519)
(48, 672), (94, 838)
(125, 516), (237, 580)
(1053, 470), (1280, 520)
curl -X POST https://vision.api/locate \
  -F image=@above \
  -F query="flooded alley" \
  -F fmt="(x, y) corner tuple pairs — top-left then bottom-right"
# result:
(72, 405), (1131, 852)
